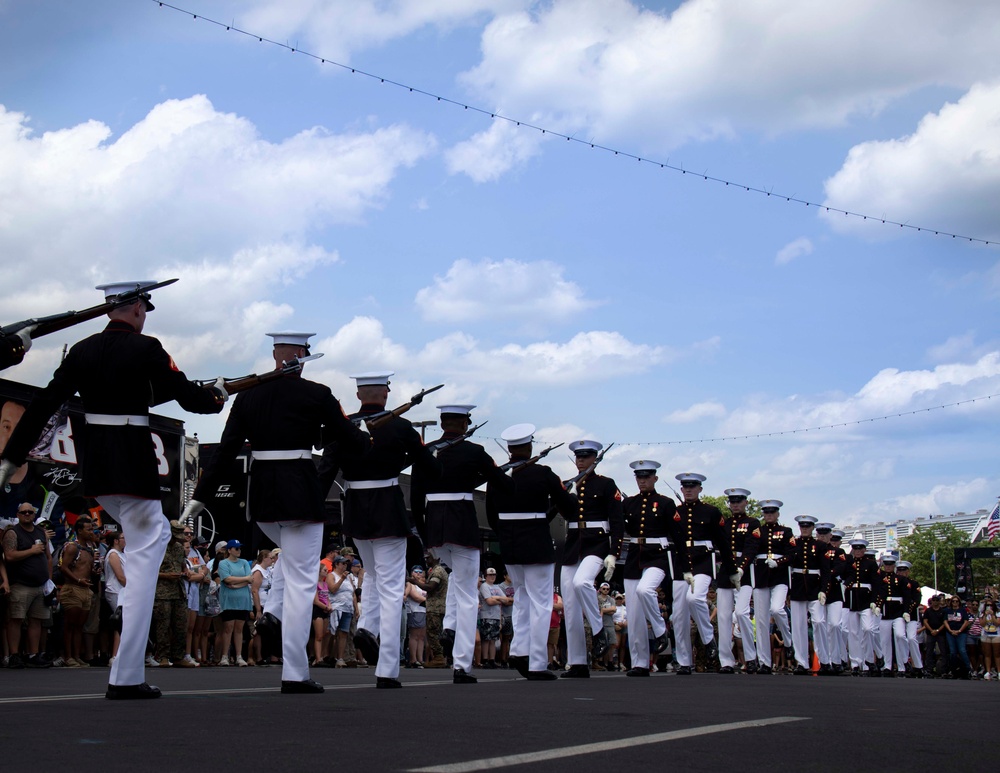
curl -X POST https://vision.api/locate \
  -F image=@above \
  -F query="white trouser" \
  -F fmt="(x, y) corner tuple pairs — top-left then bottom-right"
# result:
(716, 588), (736, 667)
(686, 573), (715, 645)
(848, 608), (875, 668)
(353, 537), (407, 679)
(753, 585), (791, 667)
(880, 617), (908, 671)
(735, 585), (756, 662)
(838, 602), (850, 661)
(625, 568), (666, 668)
(507, 563), (554, 673)
(905, 620), (924, 668)
(257, 520), (323, 683)
(560, 555), (605, 666)
(671, 580), (692, 666)
(99, 496), (170, 687)
(871, 612), (884, 659)
(823, 601), (844, 664)
(433, 544), (480, 673)
(790, 599), (825, 669)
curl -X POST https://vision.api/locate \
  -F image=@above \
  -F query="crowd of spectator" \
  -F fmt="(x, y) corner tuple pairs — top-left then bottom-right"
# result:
(1, 509), (996, 681)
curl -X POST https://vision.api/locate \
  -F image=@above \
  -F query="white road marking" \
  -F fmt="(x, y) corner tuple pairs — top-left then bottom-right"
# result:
(406, 716), (809, 773)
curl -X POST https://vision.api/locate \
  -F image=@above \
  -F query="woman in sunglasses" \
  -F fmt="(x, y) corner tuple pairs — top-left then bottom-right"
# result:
(943, 596), (972, 679)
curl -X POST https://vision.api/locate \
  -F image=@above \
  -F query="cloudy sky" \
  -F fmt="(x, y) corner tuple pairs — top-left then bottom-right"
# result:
(2, 0), (998, 527)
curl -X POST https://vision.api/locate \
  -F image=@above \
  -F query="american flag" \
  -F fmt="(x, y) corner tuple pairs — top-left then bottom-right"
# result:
(988, 502), (1000, 541)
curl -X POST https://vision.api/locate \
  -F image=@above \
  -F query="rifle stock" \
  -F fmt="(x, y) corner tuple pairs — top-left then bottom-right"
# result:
(362, 383), (444, 430)
(499, 442), (564, 473)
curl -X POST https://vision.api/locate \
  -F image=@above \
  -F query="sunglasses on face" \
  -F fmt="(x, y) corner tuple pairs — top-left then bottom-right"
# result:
(18, 509), (37, 515)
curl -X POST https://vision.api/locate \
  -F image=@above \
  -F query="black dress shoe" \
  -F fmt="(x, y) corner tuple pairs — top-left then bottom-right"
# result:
(105, 683), (162, 700)
(626, 667), (650, 677)
(591, 629), (610, 659)
(675, 665), (693, 675)
(281, 679), (324, 694)
(376, 677), (402, 689)
(793, 665), (809, 675)
(705, 639), (719, 662)
(440, 628), (455, 658)
(559, 664), (590, 679)
(526, 670), (558, 681)
(757, 665), (772, 675)
(649, 632), (668, 655)
(453, 668), (478, 684)
(508, 655), (530, 678)
(719, 665), (736, 674)
(354, 628), (380, 666)
(744, 660), (758, 674)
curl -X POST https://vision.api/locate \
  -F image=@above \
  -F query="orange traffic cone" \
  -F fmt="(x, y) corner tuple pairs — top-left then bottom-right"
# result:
(812, 650), (820, 674)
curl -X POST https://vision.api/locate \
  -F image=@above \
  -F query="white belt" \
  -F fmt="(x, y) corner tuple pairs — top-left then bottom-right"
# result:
(345, 478), (399, 490)
(791, 568), (821, 575)
(426, 493), (474, 502)
(567, 521), (610, 530)
(251, 449), (312, 461)
(85, 413), (149, 427)
(498, 512), (546, 520)
(755, 554), (784, 560)
(691, 540), (713, 549)
(627, 536), (671, 548)
(851, 583), (872, 590)
(886, 596), (903, 602)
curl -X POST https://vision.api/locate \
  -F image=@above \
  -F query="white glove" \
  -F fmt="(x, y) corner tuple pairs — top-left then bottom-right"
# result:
(729, 569), (742, 586)
(603, 555), (616, 581)
(818, 591), (827, 605)
(213, 376), (229, 402)
(182, 500), (206, 521)
(0, 459), (17, 488)
(17, 324), (36, 353)
(870, 602), (881, 618)
(766, 558), (778, 569)
(683, 571), (694, 589)
(903, 613), (910, 623)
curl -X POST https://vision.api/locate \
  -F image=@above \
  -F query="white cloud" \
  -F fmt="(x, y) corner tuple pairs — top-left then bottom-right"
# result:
(821, 80), (1000, 242)
(664, 401), (727, 423)
(444, 119), (545, 182)
(775, 237), (814, 266)
(414, 257), (599, 323)
(848, 478), (994, 523)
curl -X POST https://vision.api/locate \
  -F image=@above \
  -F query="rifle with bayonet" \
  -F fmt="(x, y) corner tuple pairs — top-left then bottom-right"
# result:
(0, 278), (180, 342)
(561, 442), (615, 492)
(186, 353), (324, 399)
(352, 384), (444, 430)
(425, 421), (487, 454)
(499, 442), (564, 473)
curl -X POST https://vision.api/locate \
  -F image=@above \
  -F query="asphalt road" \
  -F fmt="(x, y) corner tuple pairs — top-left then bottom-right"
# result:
(0, 666), (991, 771)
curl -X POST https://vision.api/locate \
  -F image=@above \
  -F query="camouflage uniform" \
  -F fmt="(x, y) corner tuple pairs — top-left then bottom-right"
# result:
(424, 564), (450, 662)
(152, 539), (188, 663)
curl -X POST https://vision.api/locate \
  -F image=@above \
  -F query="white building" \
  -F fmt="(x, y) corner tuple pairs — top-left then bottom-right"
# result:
(849, 509), (993, 551)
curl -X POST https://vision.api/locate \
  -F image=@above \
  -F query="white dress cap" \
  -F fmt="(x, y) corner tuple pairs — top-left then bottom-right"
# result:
(267, 331), (315, 348)
(96, 281), (158, 310)
(795, 515), (817, 526)
(849, 538), (869, 549)
(350, 371), (394, 387)
(629, 460), (661, 472)
(568, 440), (603, 455)
(830, 529), (845, 539)
(501, 423), (536, 446)
(437, 404), (476, 416)
(723, 487), (751, 498)
(759, 499), (784, 509)
(675, 472), (707, 483)
(815, 522), (835, 531)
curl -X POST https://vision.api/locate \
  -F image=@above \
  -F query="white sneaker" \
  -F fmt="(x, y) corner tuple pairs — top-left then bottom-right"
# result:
(217, 656), (231, 666)
(146, 655), (159, 667)
(236, 657), (248, 667)
(985, 671), (992, 680)
(182, 654), (200, 667)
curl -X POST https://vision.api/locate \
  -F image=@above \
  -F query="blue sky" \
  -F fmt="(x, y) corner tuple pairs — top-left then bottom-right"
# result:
(2, 0), (998, 526)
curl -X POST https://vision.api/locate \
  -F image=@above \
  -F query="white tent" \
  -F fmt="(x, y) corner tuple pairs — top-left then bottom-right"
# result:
(920, 586), (948, 606)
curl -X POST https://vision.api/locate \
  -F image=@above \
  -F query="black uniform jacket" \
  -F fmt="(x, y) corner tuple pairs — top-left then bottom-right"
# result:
(486, 462), (575, 566)
(717, 514), (760, 590)
(410, 434), (505, 550)
(780, 535), (832, 601)
(195, 376), (366, 523)
(622, 490), (678, 581)
(833, 554), (880, 611)
(0, 333), (26, 371)
(558, 472), (624, 565)
(319, 404), (440, 540)
(674, 499), (736, 579)
(822, 544), (847, 604)
(751, 521), (794, 589)
(874, 571), (910, 620)
(904, 577), (921, 619)
(3, 320), (222, 499)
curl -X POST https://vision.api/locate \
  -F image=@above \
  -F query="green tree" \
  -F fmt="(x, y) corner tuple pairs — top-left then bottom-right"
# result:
(702, 494), (762, 521)
(897, 523), (971, 592)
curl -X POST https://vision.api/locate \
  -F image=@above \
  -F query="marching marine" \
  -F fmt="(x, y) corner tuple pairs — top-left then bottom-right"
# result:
(750, 500), (794, 674)
(716, 488), (760, 673)
(782, 515), (831, 674)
